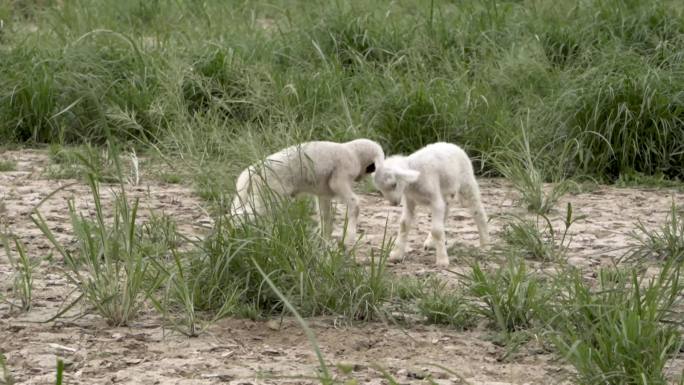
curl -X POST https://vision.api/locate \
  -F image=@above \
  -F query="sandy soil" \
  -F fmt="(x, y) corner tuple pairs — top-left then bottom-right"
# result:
(1, 149), (683, 385)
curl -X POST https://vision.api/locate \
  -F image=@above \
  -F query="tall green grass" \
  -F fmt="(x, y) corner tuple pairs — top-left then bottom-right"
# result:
(0, 36), (165, 143)
(1, 0), (682, 184)
(491, 124), (573, 214)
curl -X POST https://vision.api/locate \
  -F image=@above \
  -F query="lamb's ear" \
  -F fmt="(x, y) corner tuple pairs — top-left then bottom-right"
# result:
(396, 169), (420, 183)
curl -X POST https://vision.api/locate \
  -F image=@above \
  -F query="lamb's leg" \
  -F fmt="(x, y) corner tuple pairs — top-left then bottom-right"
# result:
(423, 201), (448, 250)
(390, 198), (415, 262)
(329, 176), (360, 248)
(461, 180), (490, 247)
(429, 198), (449, 267)
(316, 196), (334, 239)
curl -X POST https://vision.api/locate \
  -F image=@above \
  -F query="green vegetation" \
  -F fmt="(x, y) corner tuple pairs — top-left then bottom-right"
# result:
(501, 203), (584, 261)
(467, 257), (547, 332)
(417, 280), (476, 329)
(0, 160), (16, 172)
(629, 200), (684, 261)
(1, 0), (683, 187)
(3, 237), (36, 312)
(32, 174), (151, 326)
(0, 353), (15, 385)
(165, 195), (392, 323)
(45, 143), (132, 182)
(551, 263), (683, 385)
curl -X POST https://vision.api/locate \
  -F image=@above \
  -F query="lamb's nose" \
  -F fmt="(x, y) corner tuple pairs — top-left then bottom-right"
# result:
(390, 200), (400, 207)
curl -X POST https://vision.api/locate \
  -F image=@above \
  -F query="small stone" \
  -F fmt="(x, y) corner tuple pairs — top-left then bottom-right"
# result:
(124, 357), (143, 365)
(202, 372), (234, 381)
(266, 319), (280, 330)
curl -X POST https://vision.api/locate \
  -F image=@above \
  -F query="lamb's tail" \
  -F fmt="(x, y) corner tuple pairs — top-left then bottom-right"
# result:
(459, 174), (490, 247)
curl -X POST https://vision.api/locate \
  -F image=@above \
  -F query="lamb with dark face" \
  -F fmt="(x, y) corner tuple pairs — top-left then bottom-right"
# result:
(373, 142), (489, 267)
(230, 139), (384, 249)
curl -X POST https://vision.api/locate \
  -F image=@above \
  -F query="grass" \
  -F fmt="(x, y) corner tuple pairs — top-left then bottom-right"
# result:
(0, 353), (15, 385)
(466, 256), (548, 333)
(136, 181), (393, 332)
(177, 194), (393, 321)
(501, 217), (554, 261)
(253, 261), (332, 383)
(615, 171), (684, 189)
(416, 278), (475, 330)
(137, 211), (180, 256)
(156, 171), (183, 184)
(148, 247), (236, 337)
(55, 359), (64, 385)
(562, 57), (684, 181)
(550, 263), (683, 385)
(490, 124), (573, 214)
(0, 160), (16, 172)
(31, 173), (151, 326)
(2, 237), (36, 312)
(45, 143), (125, 182)
(629, 199), (684, 261)
(0, 0), (681, 184)
(501, 203), (584, 262)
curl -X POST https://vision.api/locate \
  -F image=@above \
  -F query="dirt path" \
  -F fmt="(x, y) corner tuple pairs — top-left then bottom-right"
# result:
(1, 149), (682, 384)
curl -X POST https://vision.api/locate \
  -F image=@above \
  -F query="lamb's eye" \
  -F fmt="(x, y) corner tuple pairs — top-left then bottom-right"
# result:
(390, 183), (397, 189)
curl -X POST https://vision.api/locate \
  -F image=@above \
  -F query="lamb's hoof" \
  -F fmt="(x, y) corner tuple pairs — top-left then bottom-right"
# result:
(423, 238), (436, 250)
(423, 237), (446, 251)
(435, 258), (450, 268)
(388, 249), (404, 263)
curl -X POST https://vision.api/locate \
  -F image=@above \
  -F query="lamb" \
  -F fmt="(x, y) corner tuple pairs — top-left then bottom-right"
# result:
(230, 139), (384, 247)
(373, 142), (489, 267)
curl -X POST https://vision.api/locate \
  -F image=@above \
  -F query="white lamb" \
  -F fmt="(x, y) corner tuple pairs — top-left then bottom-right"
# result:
(230, 139), (384, 247)
(373, 142), (489, 267)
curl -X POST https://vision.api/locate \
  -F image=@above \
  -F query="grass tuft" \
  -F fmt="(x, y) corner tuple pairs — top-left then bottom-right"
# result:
(416, 278), (475, 330)
(0, 159), (16, 172)
(2, 237), (36, 312)
(466, 256), (548, 332)
(629, 199), (684, 261)
(551, 263), (683, 385)
(32, 173), (151, 326)
(501, 203), (584, 262)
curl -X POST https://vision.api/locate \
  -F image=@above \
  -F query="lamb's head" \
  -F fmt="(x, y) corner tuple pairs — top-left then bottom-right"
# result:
(344, 139), (385, 178)
(373, 159), (420, 206)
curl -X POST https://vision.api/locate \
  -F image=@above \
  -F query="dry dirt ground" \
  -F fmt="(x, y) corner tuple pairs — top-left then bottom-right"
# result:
(1, 149), (683, 385)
